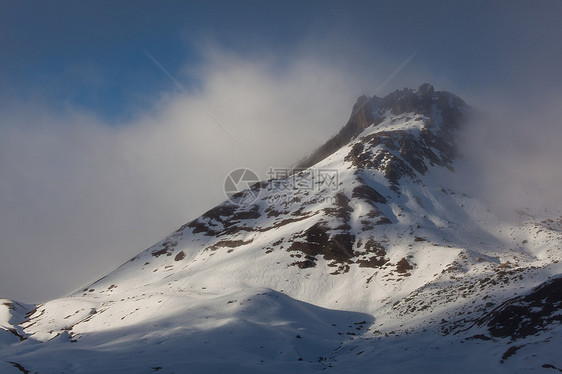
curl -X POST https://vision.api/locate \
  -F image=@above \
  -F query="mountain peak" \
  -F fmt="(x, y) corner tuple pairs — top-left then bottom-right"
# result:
(3, 85), (560, 373)
(417, 82), (435, 96)
(296, 84), (468, 170)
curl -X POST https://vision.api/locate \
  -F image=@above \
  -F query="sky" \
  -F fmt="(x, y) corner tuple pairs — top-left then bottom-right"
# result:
(1, 0), (561, 302)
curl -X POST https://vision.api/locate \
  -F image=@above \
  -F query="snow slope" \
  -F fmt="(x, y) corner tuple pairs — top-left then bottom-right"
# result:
(1, 84), (561, 373)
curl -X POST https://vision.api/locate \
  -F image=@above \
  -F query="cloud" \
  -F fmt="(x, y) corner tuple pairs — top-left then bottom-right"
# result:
(0, 47), (381, 302)
(5, 30), (560, 303)
(457, 93), (562, 219)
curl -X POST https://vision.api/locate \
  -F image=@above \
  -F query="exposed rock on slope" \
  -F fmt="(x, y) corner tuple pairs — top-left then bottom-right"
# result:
(1, 84), (560, 373)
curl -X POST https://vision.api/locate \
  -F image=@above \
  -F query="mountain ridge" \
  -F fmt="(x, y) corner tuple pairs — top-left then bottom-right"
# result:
(296, 83), (467, 170)
(1, 84), (560, 373)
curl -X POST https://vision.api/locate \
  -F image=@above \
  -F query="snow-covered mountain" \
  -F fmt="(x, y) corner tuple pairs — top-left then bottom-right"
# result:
(2, 84), (561, 373)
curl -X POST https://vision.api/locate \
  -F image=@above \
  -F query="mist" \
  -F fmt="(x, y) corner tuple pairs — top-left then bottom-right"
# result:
(0, 47), (397, 302)
(2, 1), (562, 303)
(458, 94), (562, 220)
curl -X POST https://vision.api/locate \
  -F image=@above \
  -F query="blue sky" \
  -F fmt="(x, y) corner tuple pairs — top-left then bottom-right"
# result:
(3, 0), (559, 120)
(1, 1), (562, 302)
(2, 1), (334, 120)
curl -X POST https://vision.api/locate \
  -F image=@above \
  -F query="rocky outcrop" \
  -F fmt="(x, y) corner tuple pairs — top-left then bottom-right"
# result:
(296, 84), (468, 171)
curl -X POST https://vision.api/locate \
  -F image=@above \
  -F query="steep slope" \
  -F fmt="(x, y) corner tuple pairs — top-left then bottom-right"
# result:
(1, 84), (561, 373)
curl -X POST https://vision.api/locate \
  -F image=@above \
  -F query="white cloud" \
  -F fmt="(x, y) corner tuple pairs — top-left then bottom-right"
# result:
(0, 48), (370, 302)
(458, 93), (562, 219)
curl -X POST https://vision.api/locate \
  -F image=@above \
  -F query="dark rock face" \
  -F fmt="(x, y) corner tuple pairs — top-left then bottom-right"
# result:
(171, 84), (467, 272)
(340, 84), (467, 185)
(286, 191), (390, 271)
(173, 251), (186, 261)
(477, 275), (562, 339)
(352, 184), (387, 205)
(296, 95), (381, 169)
(396, 258), (414, 274)
(287, 192), (356, 269)
(187, 203), (261, 237)
(345, 127), (456, 185)
(151, 238), (178, 257)
(379, 84), (466, 124)
(297, 84), (468, 171)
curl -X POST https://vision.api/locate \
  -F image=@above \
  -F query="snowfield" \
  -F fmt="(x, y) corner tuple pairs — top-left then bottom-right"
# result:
(1, 85), (560, 373)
